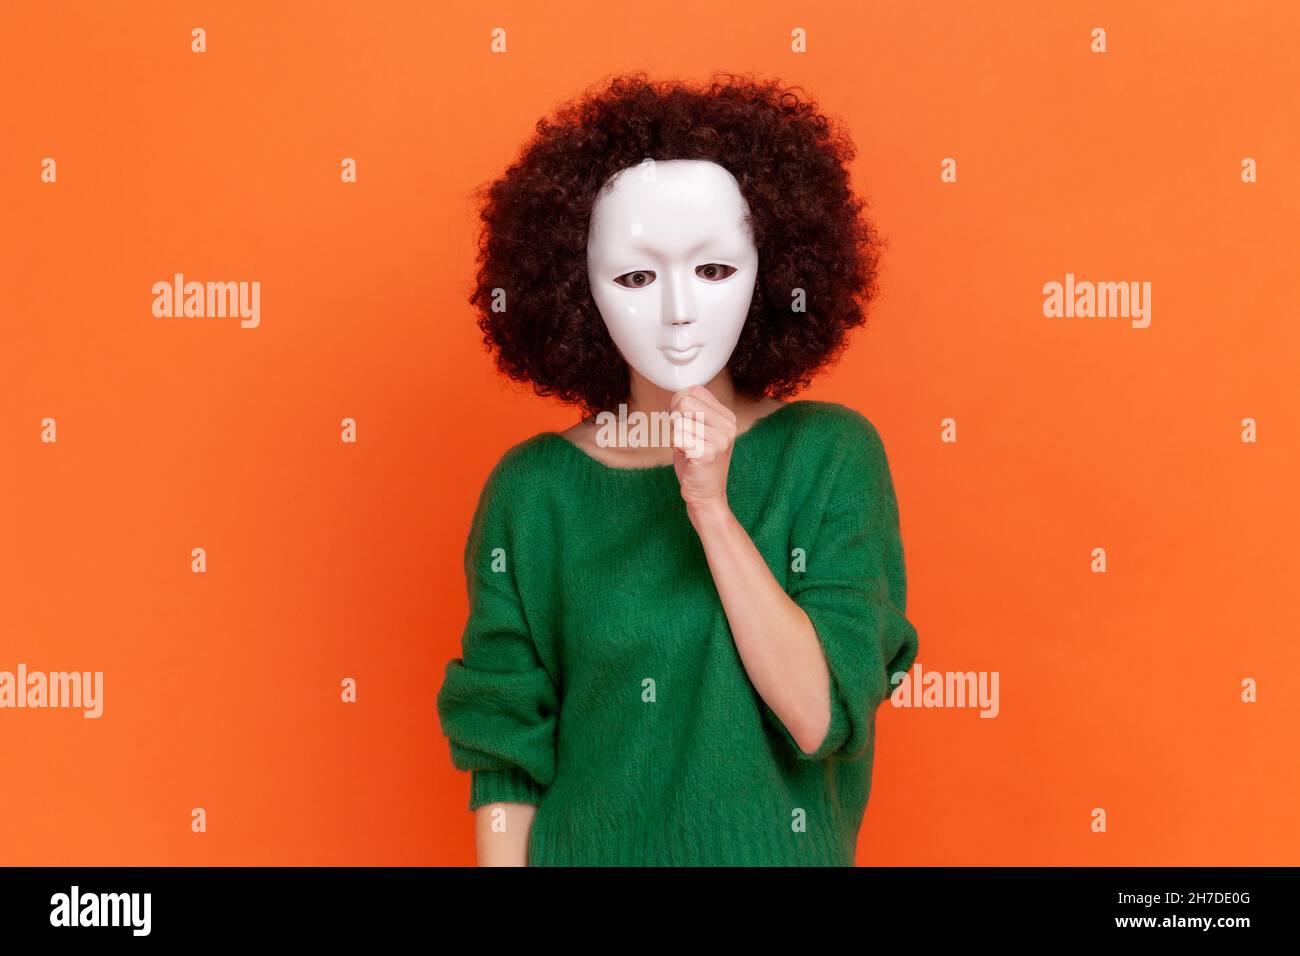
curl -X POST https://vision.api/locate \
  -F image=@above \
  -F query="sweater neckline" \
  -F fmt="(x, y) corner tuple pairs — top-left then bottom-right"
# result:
(542, 399), (806, 476)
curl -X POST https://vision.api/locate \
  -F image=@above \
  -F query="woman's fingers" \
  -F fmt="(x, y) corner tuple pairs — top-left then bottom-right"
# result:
(684, 384), (735, 419)
(671, 419), (728, 461)
(671, 385), (736, 426)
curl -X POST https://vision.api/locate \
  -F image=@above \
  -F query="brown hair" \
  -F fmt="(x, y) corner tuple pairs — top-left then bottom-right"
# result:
(470, 71), (884, 415)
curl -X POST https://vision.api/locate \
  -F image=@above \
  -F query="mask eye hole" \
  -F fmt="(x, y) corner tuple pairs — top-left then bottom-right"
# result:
(613, 270), (656, 288)
(696, 263), (737, 281)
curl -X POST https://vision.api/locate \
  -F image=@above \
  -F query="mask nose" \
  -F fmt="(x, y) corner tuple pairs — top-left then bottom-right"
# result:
(662, 266), (697, 326)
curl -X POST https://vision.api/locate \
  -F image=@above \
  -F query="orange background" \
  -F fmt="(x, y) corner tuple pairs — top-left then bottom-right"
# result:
(2, 0), (1297, 865)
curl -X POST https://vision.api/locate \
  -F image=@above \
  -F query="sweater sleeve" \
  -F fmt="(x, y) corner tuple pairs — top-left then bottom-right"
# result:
(762, 420), (919, 761)
(436, 463), (560, 809)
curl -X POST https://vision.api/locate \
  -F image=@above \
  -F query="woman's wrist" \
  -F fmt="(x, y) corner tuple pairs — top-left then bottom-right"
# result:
(686, 496), (733, 532)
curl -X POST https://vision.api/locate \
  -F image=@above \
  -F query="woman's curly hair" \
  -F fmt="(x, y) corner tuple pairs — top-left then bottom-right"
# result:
(470, 71), (884, 416)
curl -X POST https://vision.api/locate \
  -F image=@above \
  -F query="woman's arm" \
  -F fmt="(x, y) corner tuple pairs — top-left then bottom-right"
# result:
(474, 802), (537, 866)
(687, 500), (832, 755)
(436, 454), (560, 866)
(670, 387), (832, 755)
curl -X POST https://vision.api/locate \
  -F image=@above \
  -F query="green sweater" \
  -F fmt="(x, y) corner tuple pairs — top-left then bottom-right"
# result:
(436, 400), (919, 866)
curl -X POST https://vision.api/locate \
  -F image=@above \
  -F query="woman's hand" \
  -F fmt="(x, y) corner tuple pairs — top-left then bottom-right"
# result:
(670, 384), (737, 516)
(670, 386), (835, 755)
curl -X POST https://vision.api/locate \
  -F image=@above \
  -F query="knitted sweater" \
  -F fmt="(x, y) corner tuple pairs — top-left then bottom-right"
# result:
(436, 400), (919, 866)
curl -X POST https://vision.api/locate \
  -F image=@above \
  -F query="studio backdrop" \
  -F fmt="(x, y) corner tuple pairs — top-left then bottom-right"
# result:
(2, 0), (1297, 865)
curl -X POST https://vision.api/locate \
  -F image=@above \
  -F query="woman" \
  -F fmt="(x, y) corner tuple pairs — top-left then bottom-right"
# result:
(436, 71), (919, 866)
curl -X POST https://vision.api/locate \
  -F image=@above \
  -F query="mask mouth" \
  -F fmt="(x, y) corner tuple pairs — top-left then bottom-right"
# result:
(659, 344), (704, 364)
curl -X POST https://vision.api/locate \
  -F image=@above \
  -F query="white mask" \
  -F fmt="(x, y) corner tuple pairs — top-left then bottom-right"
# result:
(586, 159), (759, 394)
